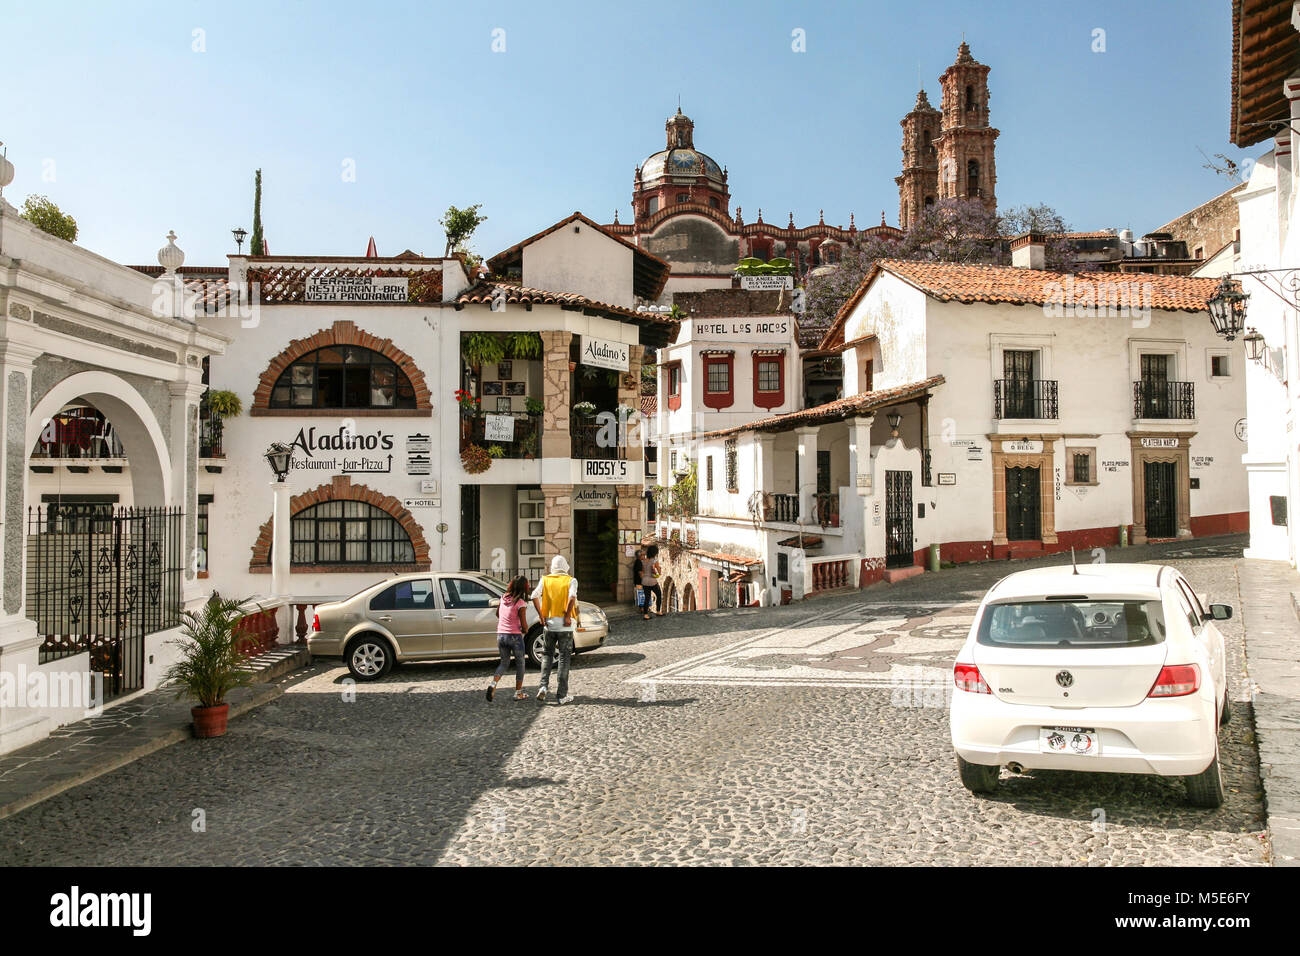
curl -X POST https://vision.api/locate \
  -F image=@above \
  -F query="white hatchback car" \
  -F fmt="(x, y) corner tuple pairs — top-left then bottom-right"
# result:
(949, 562), (1233, 807)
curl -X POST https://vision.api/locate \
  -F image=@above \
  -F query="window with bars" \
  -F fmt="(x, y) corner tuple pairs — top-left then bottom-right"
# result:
(706, 455), (714, 491)
(290, 500), (415, 565)
(725, 437), (738, 492)
(270, 347), (416, 409)
(1066, 448), (1096, 485)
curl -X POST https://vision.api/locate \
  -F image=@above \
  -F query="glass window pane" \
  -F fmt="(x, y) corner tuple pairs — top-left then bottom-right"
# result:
(316, 347), (342, 364)
(291, 542), (315, 563)
(291, 386), (313, 406)
(291, 364), (314, 385)
(344, 540), (367, 562)
(272, 386), (290, 406)
(317, 541), (340, 562)
(345, 519), (368, 540)
(318, 521), (340, 541)
(371, 540), (393, 563)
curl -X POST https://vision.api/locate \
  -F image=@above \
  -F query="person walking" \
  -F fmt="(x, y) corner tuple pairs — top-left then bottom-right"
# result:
(642, 544), (664, 617)
(633, 547), (650, 620)
(487, 575), (530, 702)
(531, 554), (579, 704)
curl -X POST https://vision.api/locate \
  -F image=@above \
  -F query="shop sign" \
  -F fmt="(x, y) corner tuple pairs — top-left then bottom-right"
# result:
(738, 275), (793, 291)
(406, 433), (431, 475)
(581, 459), (631, 483)
(402, 498), (441, 510)
(693, 317), (791, 343)
(1004, 439), (1043, 454)
(573, 487), (616, 510)
(937, 473), (956, 486)
(1140, 437), (1179, 448)
(304, 275), (408, 302)
(289, 425), (395, 474)
(580, 336), (629, 371)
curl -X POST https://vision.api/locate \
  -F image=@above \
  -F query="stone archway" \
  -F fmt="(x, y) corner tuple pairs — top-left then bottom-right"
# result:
(681, 583), (696, 612)
(28, 371), (173, 506)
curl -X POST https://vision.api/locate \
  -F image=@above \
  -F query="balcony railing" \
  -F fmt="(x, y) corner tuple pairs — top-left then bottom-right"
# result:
(812, 492), (840, 528)
(461, 414), (540, 459)
(571, 415), (625, 461)
(31, 407), (125, 459)
(994, 379), (1059, 420)
(1133, 380), (1195, 420)
(769, 493), (799, 523)
(200, 404), (224, 458)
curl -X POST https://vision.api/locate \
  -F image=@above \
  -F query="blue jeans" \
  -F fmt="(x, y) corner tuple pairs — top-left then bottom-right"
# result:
(494, 633), (525, 684)
(540, 629), (574, 698)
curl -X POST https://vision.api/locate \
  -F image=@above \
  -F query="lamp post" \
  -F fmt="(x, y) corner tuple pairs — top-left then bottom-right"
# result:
(1244, 328), (1267, 363)
(265, 442), (295, 598)
(886, 411), (902, 439)
(1207, 275), (1249, 341)
(232, 227), (247, 254)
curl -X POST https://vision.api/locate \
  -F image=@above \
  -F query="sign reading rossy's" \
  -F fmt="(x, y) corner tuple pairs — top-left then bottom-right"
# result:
(580, 336), (629, 372)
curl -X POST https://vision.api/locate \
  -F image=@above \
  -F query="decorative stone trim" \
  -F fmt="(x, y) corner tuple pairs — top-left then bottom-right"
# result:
(250, 320), (432, 414)
(989, 435), (1057, 547)
(248, 474), (430, 571)
(1127, 431), (1196, 544)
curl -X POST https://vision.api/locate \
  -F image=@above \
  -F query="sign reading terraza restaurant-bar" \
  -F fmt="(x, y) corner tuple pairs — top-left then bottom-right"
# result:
(580, 336), (629, 372)
(305, 275), (409, 302)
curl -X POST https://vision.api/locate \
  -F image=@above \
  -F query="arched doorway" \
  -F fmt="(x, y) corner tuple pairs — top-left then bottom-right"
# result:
(25, 373), (182, 699)
(681, 583), (696, 612)
(663, 578), (679, 614)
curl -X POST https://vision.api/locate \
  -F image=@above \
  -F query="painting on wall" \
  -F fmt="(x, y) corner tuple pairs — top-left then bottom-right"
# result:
(505, 381), (526, 396)
(483, 381), (503, 396)
(496, 397), (513, 413)
(497, 361), (513, 379)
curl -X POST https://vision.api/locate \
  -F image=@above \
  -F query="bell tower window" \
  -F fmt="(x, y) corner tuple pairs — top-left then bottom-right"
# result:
(967, 159), (980, 198)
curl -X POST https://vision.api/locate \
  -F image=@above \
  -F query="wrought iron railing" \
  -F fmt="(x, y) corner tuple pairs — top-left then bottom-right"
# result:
(200, 403), (224, 458)
(461, 414), (540, 459)
(571, 415), (625, 460)
(31, 407), (125, 459)
(1133, 380), (1195, 419)
(994, 379), (1059, 419)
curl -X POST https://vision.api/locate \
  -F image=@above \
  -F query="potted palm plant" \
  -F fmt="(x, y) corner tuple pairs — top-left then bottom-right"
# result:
(164, 594), (260, 738)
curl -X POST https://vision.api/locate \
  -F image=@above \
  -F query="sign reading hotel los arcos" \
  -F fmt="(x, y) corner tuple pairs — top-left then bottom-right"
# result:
(305, 275), (409, 302)
(580, 336), (629, 372)
(693, 317), (791, 343)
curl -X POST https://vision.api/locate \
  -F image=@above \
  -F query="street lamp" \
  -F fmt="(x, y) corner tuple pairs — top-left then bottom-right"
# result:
(264, 441), (294, 481)
(886, 410), (902, 438)
(1207, 275), (1249, 341)
(232, 227), (247, 253)
(1244, 327), (1267, 363)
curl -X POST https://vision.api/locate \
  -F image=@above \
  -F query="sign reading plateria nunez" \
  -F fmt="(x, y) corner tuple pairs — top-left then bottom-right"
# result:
(305, 275), (410, 302)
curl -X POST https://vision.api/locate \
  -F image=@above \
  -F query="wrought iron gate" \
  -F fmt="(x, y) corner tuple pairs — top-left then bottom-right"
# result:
(1005, 466), (1041, 541)
(26, 505), (184, 700)
(885, 470), (913, 568)
(1144, 461), (1177, 538)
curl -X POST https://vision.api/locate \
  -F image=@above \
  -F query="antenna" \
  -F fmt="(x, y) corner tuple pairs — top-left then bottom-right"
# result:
(1071, 547), (1078, 575)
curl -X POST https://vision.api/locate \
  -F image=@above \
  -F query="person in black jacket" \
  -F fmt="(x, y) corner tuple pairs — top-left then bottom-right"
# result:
(632, 548), (650, 620)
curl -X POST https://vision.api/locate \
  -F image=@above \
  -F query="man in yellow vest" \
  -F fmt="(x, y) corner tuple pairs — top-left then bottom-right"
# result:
(530, 554), (579, 704)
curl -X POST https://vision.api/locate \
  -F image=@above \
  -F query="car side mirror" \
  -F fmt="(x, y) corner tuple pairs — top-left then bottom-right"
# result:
(1207, 604), (1233, 621)
(489, 599), (501, 609)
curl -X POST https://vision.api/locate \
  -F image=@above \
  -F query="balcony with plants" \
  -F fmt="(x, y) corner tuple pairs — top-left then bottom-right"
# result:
(457, 331), (545, 471)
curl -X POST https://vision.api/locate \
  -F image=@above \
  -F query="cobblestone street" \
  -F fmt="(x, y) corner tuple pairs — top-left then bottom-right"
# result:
(0, 538), (1270, 866)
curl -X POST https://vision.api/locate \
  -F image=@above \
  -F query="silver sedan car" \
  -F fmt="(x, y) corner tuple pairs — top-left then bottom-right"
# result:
(308, 571), (610, 680)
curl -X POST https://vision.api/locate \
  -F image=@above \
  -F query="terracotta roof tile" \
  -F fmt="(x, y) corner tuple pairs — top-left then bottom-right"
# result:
(640, 393), (657, 417)
(697, 375), (944, 440)
(455, 280), (678, 346)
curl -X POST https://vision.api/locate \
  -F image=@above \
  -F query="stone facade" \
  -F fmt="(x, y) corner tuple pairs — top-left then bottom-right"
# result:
(935, 41), (998, 212)
(540, 331), (572, 459)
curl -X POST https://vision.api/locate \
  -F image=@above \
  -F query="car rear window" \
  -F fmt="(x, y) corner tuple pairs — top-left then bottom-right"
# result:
(977, 599), (1166, 648)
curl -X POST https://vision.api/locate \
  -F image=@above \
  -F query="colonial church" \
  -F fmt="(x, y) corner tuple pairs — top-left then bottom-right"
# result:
(602, 41), (999, 301)
(896, 41), (999, 229)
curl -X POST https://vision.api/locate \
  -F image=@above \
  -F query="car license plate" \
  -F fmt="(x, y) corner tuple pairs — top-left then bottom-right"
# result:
(1040, 726), (1099, 756)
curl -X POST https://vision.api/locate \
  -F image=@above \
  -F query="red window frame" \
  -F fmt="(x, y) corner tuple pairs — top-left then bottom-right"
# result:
(665, 362), (683, 411)
(702, 353), (735, 410)
(753, 352), (785, 410)
(862, 357), (874, 393)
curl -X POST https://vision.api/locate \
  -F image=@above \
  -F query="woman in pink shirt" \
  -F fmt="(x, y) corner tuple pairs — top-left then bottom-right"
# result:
(487, 576), (531, 701)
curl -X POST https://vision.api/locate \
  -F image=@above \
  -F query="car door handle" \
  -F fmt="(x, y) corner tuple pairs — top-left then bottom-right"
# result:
(443, 615), (456, 620)
(378, 616), (393, 622)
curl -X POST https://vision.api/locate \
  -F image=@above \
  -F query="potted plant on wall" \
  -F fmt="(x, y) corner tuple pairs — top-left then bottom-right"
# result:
(504, 331), (543, 360)
(164, 594), (259, 738)
(201, 389), (242, 459)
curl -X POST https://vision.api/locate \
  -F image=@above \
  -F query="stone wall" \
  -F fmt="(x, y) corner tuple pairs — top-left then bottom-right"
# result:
(540, 331), (571, 459)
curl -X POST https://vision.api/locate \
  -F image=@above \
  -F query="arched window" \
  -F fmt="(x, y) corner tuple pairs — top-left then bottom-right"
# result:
(647, 197), (659, 215)
(709, 196), (720, 209)
(967, 160), (980, 198)
(965, 85), (975, 110)
(271, 346), (416, 409)
(922, 130), (931, 149)
(290, 500), (415, 565)
(924, 195), (935, 207)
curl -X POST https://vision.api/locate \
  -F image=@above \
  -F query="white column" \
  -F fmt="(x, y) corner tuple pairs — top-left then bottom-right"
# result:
(849, 415), (875, 496)
(270, 480), (292, 598)
(169, 380), (206, 606)
(796, 425), (819, 525)
(755, 434), (775, 498)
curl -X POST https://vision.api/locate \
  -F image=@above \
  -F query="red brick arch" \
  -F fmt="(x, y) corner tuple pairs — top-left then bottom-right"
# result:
(248, 474), (431, 572)
(250, 320), (432, 416)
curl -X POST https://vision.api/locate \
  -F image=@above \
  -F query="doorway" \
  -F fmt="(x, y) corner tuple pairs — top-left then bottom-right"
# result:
(885, 470), (913, 568)
(1144, 461), (1177, 539)
(1005, 466), (1041, 541)
(459, 485), (480, 571)
(574, 509), (617, 599)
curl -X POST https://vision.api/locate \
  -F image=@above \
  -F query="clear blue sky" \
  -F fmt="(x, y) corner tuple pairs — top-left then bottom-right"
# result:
(1, 0), (1256, 266)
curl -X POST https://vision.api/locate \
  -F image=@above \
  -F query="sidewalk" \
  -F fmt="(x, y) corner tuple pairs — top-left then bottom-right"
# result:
(0, 645), (308, 821)
(1238, 559), (1300, 867)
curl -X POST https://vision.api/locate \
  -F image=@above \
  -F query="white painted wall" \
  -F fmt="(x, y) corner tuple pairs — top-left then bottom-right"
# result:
(523, 223), (635, 308)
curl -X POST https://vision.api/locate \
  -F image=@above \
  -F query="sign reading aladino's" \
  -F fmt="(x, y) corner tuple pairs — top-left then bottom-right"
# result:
(305, 275), (409, 302)
(581, 336), (629, 372)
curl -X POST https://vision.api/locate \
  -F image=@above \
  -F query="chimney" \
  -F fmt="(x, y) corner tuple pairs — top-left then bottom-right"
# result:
(1010, 231), (1046, 270)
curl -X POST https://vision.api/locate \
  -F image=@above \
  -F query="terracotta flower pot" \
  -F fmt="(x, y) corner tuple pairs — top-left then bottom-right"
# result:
(191, 703), (230, 738)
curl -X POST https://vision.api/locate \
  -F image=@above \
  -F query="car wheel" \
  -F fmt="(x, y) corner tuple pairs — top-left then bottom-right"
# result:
(1219, 687), (1232, 726)
(1184, 746), (1226, 808)
(526, 628), (546, 669)
(346, 634), (393, 681)
(956, 755), (1000, 794)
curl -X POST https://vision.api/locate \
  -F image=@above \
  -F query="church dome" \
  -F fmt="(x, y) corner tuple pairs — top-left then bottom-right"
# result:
(637, 108), (727, 190)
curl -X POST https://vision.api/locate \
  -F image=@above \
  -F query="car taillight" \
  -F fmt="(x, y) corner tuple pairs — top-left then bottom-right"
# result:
(1148, 663), (1200, 698)
(312, 613), (320, 633)
(954, 662), (991, 694)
